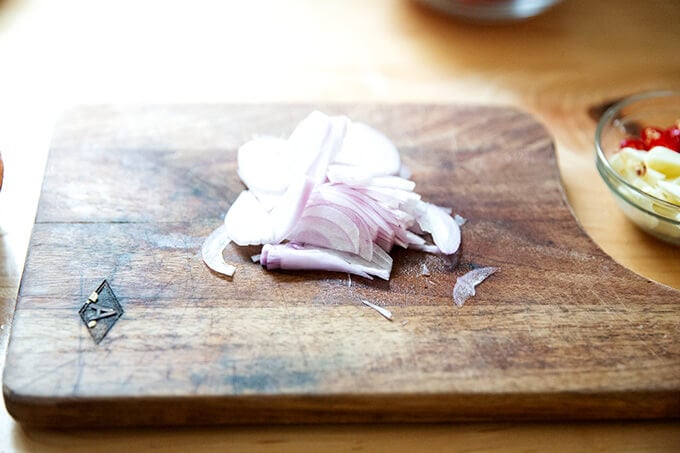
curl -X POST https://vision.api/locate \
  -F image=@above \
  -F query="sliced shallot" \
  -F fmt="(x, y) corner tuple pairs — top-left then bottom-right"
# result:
(204, 110), (464, 280)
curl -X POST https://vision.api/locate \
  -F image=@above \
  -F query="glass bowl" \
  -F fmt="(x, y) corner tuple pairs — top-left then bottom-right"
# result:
(595, 91), (680, 245)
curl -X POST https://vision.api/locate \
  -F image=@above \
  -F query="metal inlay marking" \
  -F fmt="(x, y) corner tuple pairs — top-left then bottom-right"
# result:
(79, 280), (124, 344)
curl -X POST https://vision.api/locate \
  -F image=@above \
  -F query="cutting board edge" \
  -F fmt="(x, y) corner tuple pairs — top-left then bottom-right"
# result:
(4, 386), (680, 427)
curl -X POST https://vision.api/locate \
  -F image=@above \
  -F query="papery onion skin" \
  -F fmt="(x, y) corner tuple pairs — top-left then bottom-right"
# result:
(453, 266), (498, 307)
(361, 299), (393, 320)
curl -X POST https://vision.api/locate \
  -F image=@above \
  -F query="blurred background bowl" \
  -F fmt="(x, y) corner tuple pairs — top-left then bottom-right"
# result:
(416, 0), (563, 21)
(595, 91), (680, 245)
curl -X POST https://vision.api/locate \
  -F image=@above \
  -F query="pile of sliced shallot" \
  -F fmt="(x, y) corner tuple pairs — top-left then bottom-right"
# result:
(202, 111), (496, 306)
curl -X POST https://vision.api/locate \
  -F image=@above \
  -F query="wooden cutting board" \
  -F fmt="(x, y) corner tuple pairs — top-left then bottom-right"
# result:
(3, 104), (679, 427)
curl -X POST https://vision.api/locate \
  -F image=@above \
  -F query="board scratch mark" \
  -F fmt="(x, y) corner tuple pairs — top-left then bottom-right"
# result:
(17, 358), (79, 391)
(611, 290), (633, 320)
(175, 295), (195, 329)
(277, 280), (310, 368)
(610, 290), (662, 360)
(72, 329), (85, 396)
(181, 233), (198, 298)
(120, 370), (136, 390)
(544, 301), (571, 347)
(79, 273), (84, 300)
(590, 286), (625, 323)
(592, 287), (662, 361)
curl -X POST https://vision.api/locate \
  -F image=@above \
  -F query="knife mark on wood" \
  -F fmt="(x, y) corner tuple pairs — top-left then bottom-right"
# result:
(16, 358), (79, 392)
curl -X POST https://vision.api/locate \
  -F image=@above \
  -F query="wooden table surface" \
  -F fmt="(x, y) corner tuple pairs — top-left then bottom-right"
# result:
(0, 0), (678, 451)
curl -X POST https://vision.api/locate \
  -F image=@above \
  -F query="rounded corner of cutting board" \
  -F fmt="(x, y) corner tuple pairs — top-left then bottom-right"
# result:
(2, 380), (40, 427)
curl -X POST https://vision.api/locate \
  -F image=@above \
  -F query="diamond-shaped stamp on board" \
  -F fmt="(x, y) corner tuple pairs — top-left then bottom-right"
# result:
(79, 280), (124, 344)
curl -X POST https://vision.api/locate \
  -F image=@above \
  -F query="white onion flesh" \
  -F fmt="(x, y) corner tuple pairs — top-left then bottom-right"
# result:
(335, 121), (401, 176)
(237, 137), (291, 194)
(289, 112), (349, 185)
(224, 190), (275, 246)
(201, 224), (236, 277)
(403, 200), (461, 255)
(203, 110), (463, 280)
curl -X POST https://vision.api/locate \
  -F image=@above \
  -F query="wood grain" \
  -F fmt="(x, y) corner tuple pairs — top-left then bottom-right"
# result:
(3, 104), (679, 427)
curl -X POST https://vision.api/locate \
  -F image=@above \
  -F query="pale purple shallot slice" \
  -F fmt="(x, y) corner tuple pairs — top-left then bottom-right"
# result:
(260, 243), (392, 280)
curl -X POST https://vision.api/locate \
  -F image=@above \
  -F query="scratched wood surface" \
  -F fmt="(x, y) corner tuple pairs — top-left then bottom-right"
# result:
(3, 104), (680, 427)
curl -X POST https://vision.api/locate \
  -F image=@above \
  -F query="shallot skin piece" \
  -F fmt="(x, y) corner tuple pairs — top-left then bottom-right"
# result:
(453, 266), (499, 307)
(360, 299), (393, 320)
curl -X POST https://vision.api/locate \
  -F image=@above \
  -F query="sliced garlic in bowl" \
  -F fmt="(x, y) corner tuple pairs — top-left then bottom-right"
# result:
(595, 91), (680, 244)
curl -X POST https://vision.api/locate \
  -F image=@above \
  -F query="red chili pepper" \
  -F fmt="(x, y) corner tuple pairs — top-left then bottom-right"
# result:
(619, 138), (647, 150)
(617, 121), (680, 153)
(663, 126), (680, 152)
